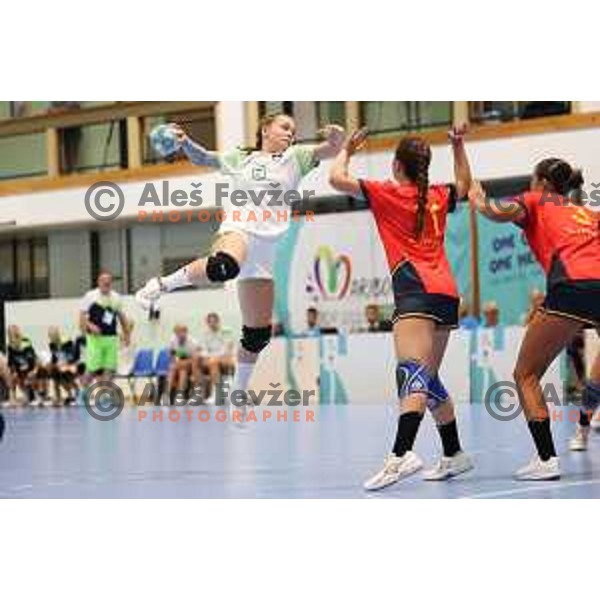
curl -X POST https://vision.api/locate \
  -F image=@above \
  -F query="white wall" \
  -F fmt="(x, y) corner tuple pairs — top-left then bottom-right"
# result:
(5, 285), (243, 354)
(579, 102), (600, 113)
(216, 101), (246, 151)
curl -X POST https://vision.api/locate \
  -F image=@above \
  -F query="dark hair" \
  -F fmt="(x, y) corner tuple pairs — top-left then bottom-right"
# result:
(307, 307), (318, 315)
(97, 269), (113, 280)
(534, 158), (584, 196)
(394, 136), (432, 238)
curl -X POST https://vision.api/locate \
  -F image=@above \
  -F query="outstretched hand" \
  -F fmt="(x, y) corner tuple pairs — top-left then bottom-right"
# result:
(319, 124), (346, 148)
(449, 123), (468, 145)
(344, 127), (369, 155)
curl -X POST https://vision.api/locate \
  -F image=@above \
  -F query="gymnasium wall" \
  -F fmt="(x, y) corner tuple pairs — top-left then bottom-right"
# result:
(5, 285), (242, 352)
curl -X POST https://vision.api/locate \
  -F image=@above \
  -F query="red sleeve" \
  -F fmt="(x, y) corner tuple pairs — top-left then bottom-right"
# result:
(359, 179), (389, 217)
(511, 191), (538, 228)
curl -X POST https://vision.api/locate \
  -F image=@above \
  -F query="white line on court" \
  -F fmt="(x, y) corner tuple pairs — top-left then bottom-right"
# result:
(461, 478), (600, 499)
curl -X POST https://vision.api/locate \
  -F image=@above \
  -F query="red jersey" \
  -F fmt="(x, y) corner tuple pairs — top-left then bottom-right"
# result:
(359, 179), (458, 298)
(515, 190), (600, 286)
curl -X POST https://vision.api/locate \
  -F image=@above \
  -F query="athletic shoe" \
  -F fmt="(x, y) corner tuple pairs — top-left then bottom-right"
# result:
(514, 456), (561, 481)
(364, 451), (423, 491)
(569, 424), (590, 452)
(422, 451), (474, 481)
(30, 397), (43, 408)
(135, 277), (162, 310)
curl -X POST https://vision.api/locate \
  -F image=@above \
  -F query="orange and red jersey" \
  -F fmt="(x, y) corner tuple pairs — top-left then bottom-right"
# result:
(359, 179), (459, 299)
(514, 190), (600, 286)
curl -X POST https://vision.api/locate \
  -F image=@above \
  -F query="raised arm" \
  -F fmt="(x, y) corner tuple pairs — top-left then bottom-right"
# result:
(449, 124), (472, 199)
(172, 124), (220, 168)
(469, 180), (525, 223)
(329, 128), (368, 197)
(313, 125), (346, 161)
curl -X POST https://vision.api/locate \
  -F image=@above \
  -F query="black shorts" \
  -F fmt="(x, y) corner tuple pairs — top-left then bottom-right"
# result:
(392, 293), (459, 328)
(542, 281), (600, 328)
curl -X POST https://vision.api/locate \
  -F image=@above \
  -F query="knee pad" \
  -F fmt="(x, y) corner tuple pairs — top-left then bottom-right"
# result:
(240, 326), (272, 354)
(396, 360), (432, 400)
(427, 374), (451, 411)
(582, 381), (600, 413)
(206, 252), (240, 283)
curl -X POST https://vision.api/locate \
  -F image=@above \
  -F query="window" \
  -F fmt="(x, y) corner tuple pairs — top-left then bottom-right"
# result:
(360, 101), (452, 135)
(294, 102), (346, 141)
(0, 242), (15, 285)
(143, 107), (217, 166)
(258, 102), (294, 118)
(0, 237), (50, 299)
(469, 101), (571, 123)
(256, 102), (346, 142)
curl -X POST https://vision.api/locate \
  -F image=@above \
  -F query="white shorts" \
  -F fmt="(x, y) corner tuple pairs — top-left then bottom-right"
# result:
(217, 224), (280, 281)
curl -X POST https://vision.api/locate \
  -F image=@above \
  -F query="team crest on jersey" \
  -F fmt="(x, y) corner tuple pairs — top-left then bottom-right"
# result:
(252, 164), (267, 181)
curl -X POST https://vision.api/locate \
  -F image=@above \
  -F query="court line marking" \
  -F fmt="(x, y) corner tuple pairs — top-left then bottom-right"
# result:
(461, 478), (600, 499)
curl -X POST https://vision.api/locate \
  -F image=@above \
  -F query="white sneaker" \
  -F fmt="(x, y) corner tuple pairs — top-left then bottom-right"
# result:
(422, 451), (474, 481)
(514, 456), (561, 481)
(135, 277), (162, 310)
(364, 451), (423, 491)
(569, 424), (590, 452)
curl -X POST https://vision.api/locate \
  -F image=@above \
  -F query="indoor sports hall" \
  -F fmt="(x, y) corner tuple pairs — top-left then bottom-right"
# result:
(1, 101), (600, 498)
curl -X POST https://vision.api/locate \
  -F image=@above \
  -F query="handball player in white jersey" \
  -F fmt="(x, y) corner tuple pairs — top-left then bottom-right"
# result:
(136, 114), (344, 412)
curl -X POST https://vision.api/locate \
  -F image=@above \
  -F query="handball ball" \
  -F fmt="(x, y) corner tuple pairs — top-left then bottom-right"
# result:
(150, 124), (179, 157)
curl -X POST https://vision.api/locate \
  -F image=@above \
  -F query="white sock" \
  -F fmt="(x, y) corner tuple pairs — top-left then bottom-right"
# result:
(160, 267), (192, 292)
(233, 362), (255, 396)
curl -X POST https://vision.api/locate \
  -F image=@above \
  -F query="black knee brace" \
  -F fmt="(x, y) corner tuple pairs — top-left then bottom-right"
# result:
(206, 252), (240, 283)
(240, 325), (272, 354)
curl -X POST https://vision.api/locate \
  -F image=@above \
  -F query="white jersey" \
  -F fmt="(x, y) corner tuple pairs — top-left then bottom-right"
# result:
(218, 145), (318, 238)
(168, 335), (199, 359)
(198, 327), (234, 358)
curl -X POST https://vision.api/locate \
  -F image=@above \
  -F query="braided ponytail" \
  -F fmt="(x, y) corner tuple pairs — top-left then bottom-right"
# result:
(414, 153), (430, 239)
(395, 136), (432, 239)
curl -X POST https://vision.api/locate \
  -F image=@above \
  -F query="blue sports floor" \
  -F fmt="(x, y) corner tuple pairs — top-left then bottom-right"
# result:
(1, 403), (600, 498)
